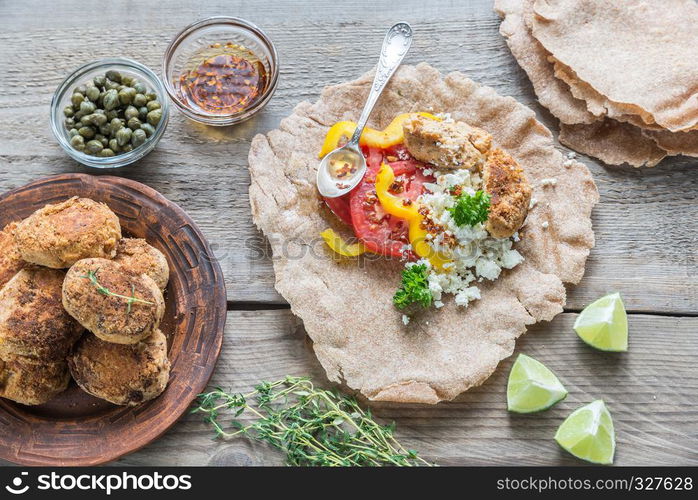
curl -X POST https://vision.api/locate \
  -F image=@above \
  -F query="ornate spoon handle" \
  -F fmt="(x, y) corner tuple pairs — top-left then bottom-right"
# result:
(350, 22), (413, 145)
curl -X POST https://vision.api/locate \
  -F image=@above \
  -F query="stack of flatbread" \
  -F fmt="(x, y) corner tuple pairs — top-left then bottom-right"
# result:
(495, 0), (698, 167)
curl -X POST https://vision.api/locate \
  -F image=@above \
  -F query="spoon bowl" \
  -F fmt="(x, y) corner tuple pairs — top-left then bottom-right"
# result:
(316, 144), (366, 198)
(316, 22), (413, 198)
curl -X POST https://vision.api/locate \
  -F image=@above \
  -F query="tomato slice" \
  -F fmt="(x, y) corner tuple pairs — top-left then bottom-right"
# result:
(323, 195), (353, 226)
(349, 159), (433, 258)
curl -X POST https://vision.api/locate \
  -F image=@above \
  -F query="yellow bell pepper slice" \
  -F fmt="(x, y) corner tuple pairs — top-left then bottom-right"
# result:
(321, 228), (367, 257)
(319, 112), (441, 158)
(374, 164), (452, 271)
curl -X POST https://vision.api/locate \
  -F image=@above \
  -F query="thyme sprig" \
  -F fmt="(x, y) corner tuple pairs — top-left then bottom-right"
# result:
(81, 269), (154, 314)
(193, 376), (433, 467)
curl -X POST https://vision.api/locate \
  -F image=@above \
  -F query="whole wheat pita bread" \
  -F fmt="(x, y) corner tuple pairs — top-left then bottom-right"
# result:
(248, 63), (598, 403)
(495, 0), (595, 125)
(642, 129), (698, 158)
(530, 0), (698, 132)
(495, 0), (679, 166)
(560, 120), (666, 168)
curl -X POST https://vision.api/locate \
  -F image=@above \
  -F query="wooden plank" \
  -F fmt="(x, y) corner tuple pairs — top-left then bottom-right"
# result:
(0, 1), (695, 313)
(113, 309), (698, 466)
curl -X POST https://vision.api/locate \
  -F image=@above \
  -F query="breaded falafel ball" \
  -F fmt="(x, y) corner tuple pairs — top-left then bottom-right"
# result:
(113, 238), (170, 291)
(0, 222), (25, 289)
(68, 330), (170, 406)
(62, 258), (165, 345)
(0, 267), (84, 361)
(0, 354), (70, 405)
(14, 197), (121, 268)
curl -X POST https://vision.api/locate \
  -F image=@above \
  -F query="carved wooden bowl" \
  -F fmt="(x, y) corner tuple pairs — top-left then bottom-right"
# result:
(0, 174), (227, 465)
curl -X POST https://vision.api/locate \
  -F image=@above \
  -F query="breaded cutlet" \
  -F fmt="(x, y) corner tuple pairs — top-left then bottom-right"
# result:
(0, 267), (83, 361)
(68, 330), (170, 406)
(14, 197), (121, 269)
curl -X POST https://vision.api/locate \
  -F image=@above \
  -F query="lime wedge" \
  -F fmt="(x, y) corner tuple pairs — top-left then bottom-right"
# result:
(574, 292), (628, 352)
(507, 354), (568, 413)
(555, 400), (615, 464)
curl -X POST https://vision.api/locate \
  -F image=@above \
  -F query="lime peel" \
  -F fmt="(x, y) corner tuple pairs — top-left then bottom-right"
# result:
(555, 400), (616, 464)
(507, 354), (568, 413)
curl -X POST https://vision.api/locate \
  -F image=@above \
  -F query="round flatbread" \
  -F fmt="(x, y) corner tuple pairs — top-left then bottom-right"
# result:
(248, 63), (598, 403)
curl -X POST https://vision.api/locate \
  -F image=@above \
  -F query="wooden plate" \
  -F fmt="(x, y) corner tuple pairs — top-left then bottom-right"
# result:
(0, 174), (227, 466)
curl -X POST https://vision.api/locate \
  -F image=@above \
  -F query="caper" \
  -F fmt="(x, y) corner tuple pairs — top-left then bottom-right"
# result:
(131, 128), (147, 148)
(127, 117), (141, 130)
(106, 110), (119, 121)
(139, 106), (148, 119)
(78, 126), (95, 139)
(105, 79), (120, 91)
(145, 92), (157, 101)
(93, 108), (106, 115)
(89, 113), (108, 126)
(103, 89), (119, 111)
(73, 110), (85, 120)
(80, 100), (96, 114)
(116, 127), (132, 146)
(64, 118), (75, 129)
(109, 139), (120, 152)
(122, 144), (133, 153)
(146, 100), (161, 112)
(95, 133), (108, 145)
(133, 93), (147, 107)
(93, 76), (106, 88)
(71, 93), (85, 108)
(140, 123), (156, 137)
(98, 148), (115, 157)
(99, 124), (112, 136)
(105, 70), (122, 83)
(110, 118), (123, 134)
(68, 128), (79, 138)
(133, 82), (146, 94)
(118, 87), (137, 105)
(146, 109), (162, 126)
(63, 105), (74, 117)
(70, 134), (85, 151)
(74, 84), (87, 95)
(85, 140), (103, 154)
(124, 105), (139, 120)
(80, 115), (93, 126)
(86, 86), (100, 102)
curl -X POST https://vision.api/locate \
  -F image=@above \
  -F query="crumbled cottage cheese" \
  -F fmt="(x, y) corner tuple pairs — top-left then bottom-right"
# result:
(410, 168), (524, 308)
(540, 177), (557, 187)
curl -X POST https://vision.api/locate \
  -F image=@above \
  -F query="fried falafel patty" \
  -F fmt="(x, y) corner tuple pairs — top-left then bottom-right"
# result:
(113, 238), (170, 291)
(0, 354), (70, 405)
(62, 258), (165, 345)
(0, 267), (83, 361)
(0, 356), (70, 405)
(14, 197), (121, 269)
(68, 330), (170, 406)
(0, 222), (25, 289)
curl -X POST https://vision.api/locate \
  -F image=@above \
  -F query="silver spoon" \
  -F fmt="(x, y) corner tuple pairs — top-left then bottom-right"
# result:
(316, 22), (413, 198)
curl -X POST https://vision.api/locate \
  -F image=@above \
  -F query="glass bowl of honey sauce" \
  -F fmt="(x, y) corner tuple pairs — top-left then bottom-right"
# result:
(162, 17), (279, 126)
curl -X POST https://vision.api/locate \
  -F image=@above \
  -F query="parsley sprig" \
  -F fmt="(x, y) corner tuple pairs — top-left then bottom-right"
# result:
(193, 376), (432, 467)
(393, 264), (432, 310)
(81, 269), (154, 314)
(447, 190), (491, 227)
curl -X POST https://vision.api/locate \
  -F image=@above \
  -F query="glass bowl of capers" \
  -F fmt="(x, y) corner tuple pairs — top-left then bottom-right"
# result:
(50, 58), (169, 168)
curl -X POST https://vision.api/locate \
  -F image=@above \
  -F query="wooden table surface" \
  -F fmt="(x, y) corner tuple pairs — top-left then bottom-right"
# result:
(1, 0), (696, 466)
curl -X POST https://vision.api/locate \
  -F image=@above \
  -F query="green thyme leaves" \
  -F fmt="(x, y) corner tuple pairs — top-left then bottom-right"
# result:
(393, 264), (432, 310)
(81, 269), (154, 314)
(448, 190), (491, 227)
(193, 376), (432, 467)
